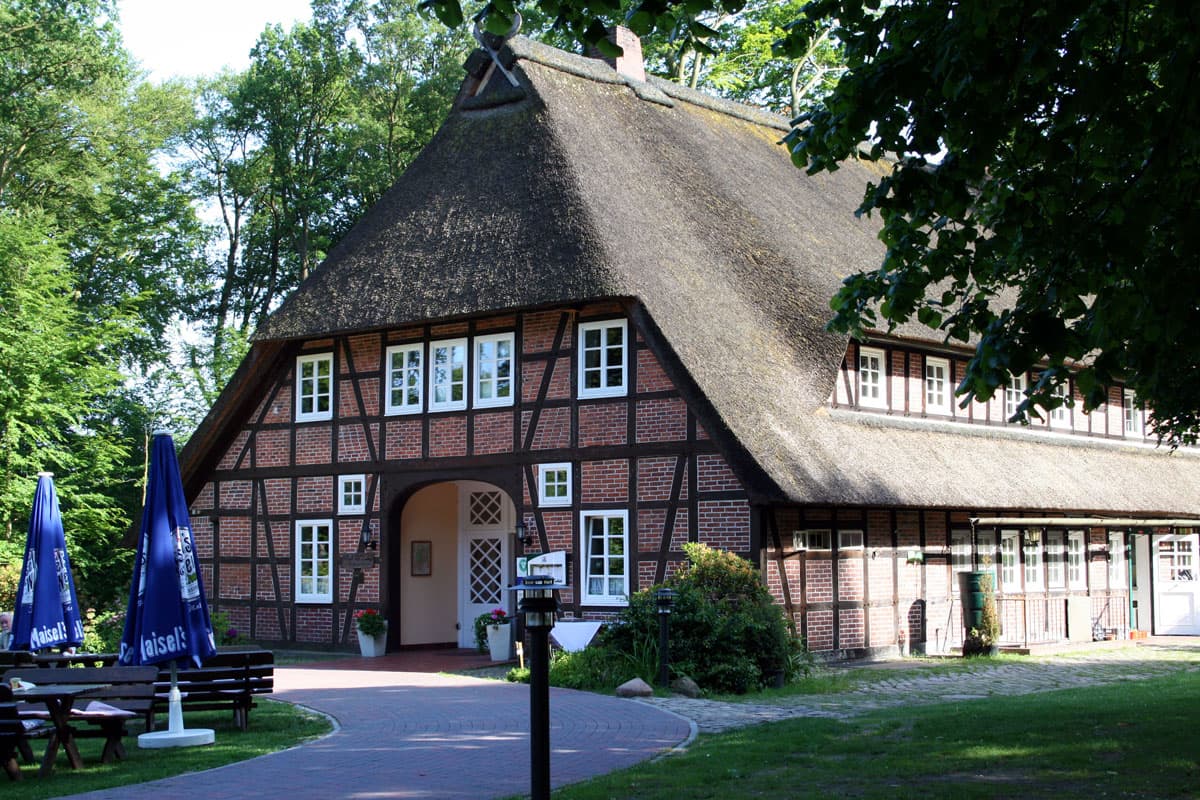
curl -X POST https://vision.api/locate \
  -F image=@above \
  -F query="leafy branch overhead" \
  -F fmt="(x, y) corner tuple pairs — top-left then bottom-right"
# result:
(428, 0), (1200, 445)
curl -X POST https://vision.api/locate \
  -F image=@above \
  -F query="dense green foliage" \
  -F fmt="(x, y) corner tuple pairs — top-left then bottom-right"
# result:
(434, 0), (1200, 445)
(602, 543), (803, 693)
(509, 544), (808, 694)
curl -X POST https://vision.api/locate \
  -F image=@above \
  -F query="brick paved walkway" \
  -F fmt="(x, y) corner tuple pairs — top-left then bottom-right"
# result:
(638, 639), (1200, 733)
(62, 667), (692, 800)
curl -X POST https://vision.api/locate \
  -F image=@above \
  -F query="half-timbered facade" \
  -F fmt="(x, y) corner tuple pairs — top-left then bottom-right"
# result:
(181, 31), (1200, 659)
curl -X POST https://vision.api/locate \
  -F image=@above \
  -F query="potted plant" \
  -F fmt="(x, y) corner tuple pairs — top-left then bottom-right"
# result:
(354, 609), (388, 657)
(474, 607), (511, 662)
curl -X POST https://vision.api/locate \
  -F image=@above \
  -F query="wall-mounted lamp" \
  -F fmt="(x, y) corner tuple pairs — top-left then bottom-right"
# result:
(516, 521), (535, 548)
(360, 526), (377, 551)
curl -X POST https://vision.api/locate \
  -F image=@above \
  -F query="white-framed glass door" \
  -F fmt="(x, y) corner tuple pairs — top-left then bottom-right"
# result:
(457, 482), (512, 648)
(1154, 532), (1200, 635)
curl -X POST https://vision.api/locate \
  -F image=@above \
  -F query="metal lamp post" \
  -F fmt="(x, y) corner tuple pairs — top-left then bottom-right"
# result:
(655, 587), (677, 686)
(515, 575), (562, 800)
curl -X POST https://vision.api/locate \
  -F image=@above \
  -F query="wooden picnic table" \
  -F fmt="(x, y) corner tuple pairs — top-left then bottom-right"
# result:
(12, 683), (109, 776)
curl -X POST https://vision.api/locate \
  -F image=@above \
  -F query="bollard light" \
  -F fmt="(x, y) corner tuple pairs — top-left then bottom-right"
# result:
(511, 575), (567, 800)
(655, 587), (677, 686)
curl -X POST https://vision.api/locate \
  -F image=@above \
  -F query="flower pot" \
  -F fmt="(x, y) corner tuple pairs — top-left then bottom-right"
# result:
(486, 622), (511, 662)
(357, 621), (388, 657)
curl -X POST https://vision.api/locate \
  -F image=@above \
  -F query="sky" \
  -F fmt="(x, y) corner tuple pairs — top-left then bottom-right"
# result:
(117, 0), (314, 82)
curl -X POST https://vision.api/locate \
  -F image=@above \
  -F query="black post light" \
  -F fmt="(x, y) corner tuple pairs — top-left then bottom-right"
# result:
(513, 574), (564, 800)
(655, 587), (677, 686)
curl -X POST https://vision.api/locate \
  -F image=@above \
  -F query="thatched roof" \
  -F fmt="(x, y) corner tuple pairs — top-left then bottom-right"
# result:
(189, 35), (1200, 518)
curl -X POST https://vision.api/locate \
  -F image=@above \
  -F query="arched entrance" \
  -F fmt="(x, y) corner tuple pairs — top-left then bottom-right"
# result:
(395, 480), (516, 648)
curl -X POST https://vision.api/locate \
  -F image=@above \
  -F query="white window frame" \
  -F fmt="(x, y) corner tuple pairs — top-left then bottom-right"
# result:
(1108, 531), (1125, 589)
(384, 344), (423, 415)
(474, 332), (516, 409)
(857, 347), (887, 409)
(1000, 530), (1020, 590)
(295, 519), (333, 603)
(793, 529), (831, 551)
(950, 530), (973, 574)
(338, 475), (366, 515)
(578, 319), (628, 399)
(295, 353), (334, 423)
(838, 530), (864, 550)
(1023, 530), (1044, 590)
(924, 356), (951, 414)
(1067, 530), (1087, 589)
(1005, 372), (1026, 421)
(429, 338), (468, 412)
(1049, 381), (1070, 427)
(536, 463), (572, 507)
(1123, 389), (1143, 437)
(1045, 531), (1065, 589)
(581, 510), (629, 605)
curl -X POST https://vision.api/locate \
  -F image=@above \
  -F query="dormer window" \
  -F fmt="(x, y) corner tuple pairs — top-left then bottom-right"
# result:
(1005, 372), (1026, 421)
(924, 357), (950, 414)
(857, 347), (886, 409)
(296, 353), (333, 422)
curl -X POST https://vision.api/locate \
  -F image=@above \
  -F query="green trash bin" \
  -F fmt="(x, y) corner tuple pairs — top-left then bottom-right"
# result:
(959, 571), (989, 635)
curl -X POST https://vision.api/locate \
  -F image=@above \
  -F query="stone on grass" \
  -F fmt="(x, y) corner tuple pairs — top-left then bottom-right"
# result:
(616, 677), (653, 697)
(670, 676), (701, 698)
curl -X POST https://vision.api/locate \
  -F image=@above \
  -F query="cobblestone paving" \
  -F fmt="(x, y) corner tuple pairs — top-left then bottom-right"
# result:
(638, 641), (1200, 733)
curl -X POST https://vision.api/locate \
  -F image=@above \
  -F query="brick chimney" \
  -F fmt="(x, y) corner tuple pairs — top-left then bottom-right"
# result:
(588, 26), (646, 83)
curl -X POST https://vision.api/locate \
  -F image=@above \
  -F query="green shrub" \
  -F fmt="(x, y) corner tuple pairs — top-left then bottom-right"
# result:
(506, 645), (647, 691)
(600, 543), (805, 694)
(211, 609), (249, 646)
(82, 605), (126, 654)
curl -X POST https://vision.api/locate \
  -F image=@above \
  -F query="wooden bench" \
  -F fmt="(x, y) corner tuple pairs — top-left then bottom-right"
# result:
(4, 666), (158, 764)
(0, 684), (49, 781)
(35, 653), (119, 669)
(0, 652), (35, 670)
(153, 650), (274, 731)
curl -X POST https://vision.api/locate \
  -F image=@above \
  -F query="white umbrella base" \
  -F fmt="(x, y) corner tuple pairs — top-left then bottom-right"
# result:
(138, 728), (215, 748)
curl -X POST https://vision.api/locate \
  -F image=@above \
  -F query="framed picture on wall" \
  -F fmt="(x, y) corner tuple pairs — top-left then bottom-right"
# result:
(411, 540), (432, 576)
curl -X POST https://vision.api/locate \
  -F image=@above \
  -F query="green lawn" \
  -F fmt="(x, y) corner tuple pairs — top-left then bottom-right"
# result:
(8, 698), (330, 799)
(549, 670), (1200, 799)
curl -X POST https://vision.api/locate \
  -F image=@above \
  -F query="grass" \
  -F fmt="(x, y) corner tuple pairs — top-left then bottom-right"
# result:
(8, 698), (330, 799)
(544, 669), (1200, 799)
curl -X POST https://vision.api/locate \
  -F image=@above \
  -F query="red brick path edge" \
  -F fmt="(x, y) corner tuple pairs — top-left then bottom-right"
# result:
(60, 665), (693, 800)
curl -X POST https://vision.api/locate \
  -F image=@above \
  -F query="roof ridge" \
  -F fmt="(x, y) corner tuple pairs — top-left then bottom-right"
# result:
(501, 36), (790, 132)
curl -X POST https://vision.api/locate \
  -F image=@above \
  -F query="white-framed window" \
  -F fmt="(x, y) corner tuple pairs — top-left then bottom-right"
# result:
(1159, 537), (1196, 582)
(793, 529), (831, 551)
(924, 356), (951, 414)
(1068, 530), (1087, 589)
(385, 344), (423, 415)
(1045, 531), (1065, 589)
(839, 530), (864, 550)
(1108, 531), (1125, 589)
(1004, 372), (1026, 421)
(1123, 389), (1143, 436)
(578, 319), (628, 398)
(857, 347), (886, 409)
(951, 530), (973, 574)
(977, 530), (998, 586)
(474, 332), (515, 408)
(338, 475), (366, 515)
(1023, 530), (1043, 590)
(536, 463), (572, 507)
(429, 338), (468, 412)
(295, 520), (333, 603)
(581, 510), (629, 605)
(1000, 530), (1020, 590)
(1049, 381), (1071, 426)
(296, 353), (333, 422)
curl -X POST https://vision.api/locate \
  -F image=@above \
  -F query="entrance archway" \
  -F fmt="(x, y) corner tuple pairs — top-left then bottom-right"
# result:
(396, 480), (515, 648)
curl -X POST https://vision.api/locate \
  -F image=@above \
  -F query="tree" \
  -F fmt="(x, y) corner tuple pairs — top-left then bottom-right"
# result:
(429, 0), (1200, 444)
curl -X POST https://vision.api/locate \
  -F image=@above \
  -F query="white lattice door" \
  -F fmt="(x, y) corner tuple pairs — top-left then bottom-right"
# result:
(458, 484), (512, 648)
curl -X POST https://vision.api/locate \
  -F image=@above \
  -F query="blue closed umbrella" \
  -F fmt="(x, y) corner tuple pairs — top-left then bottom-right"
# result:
(10, 472), (84, 652)
(119, 432), (216, 668)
